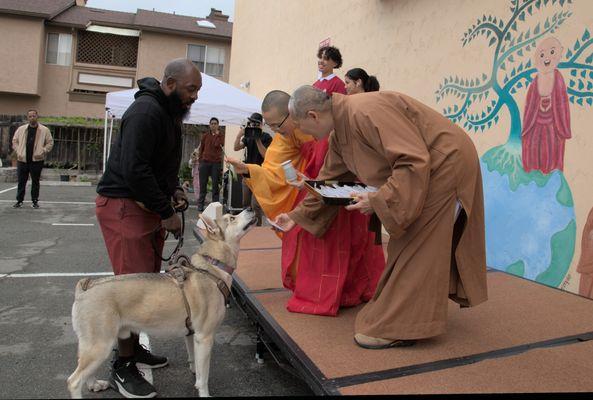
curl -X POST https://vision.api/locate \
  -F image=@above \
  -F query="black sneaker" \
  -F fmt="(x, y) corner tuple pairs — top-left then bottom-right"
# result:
(110, 360), (157, 398)
(12, 201), (23, 208)
(32, 201), (39, 209)
(134, 343), (168, 369)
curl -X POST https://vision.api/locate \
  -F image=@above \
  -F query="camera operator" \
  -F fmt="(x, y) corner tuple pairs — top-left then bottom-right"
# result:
(233, 112), (272, 225)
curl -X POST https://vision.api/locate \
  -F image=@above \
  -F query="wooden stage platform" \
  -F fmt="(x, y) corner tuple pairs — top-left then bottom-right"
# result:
(230, 227), (593, 395)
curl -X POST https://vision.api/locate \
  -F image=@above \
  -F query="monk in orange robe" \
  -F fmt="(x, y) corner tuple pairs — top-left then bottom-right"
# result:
(226, 90), (385, 316)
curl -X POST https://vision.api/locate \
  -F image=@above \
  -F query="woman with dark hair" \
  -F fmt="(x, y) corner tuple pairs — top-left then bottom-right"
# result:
(313, 45), (347, 95)
(345, 68), (380, 95)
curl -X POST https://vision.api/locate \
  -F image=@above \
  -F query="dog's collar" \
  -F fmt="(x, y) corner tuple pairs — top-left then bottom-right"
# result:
(200, 254), (234, 275)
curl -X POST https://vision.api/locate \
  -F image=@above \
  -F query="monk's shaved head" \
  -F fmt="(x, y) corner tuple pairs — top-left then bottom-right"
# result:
(288, 85), (331, 120)
(163, 58), (200, 82)
(262, 90), (290, 113)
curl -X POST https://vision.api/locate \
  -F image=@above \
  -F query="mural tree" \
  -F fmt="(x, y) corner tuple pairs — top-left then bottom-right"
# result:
(435, 0), (593, 287)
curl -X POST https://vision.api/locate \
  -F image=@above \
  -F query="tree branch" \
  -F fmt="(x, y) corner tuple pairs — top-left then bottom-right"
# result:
(498, 15), (567, 66)
(567, 38), (593, 63)
(558, 62), (593, 72)
(464, 22), (503, 46)
(567, 88), (593, 98)
(437, 79), (491, 98)
(466, 99), (504, 127)
(444, 95), (472, 120)
(502, 67), (536, 93)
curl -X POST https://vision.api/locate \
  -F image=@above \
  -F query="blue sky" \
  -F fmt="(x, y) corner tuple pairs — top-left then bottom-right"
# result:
(85, 0), (235, 21)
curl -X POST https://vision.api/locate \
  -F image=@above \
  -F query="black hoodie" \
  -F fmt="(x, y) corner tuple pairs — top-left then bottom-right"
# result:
(97, 77), (183, 219)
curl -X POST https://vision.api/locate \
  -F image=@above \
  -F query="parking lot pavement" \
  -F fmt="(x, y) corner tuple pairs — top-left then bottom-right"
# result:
(0, 184), (313, 398)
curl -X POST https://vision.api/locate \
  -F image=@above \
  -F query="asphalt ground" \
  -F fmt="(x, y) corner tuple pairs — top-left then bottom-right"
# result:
(0, 182), (313, 398)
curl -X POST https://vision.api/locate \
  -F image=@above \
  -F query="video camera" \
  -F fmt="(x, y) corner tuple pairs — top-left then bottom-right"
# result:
(243, 121), (262, 139)
(243, 112), (264, 139)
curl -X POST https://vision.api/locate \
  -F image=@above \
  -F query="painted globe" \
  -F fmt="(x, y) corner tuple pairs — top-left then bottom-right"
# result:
(480, 143), (576, 287)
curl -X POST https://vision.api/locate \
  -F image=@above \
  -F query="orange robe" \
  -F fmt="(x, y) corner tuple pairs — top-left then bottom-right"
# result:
(244, 130), (385, 316)
(244, 129), (313, 221)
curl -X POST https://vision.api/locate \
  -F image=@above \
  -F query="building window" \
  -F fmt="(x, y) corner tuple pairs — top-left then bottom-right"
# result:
(188, 44), (225, 77)
(187, 44), (206, 72)
(46, 33), (72, 66)
(205, 46), (225, 77)
(76, 31), (138, 68)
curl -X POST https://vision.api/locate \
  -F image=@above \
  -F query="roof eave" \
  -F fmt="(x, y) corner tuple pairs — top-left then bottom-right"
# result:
(0, 9), (50, 19)
(45, 20), (86, 30)
(48, 0), (76, 19)
(134, 25), (231, 41)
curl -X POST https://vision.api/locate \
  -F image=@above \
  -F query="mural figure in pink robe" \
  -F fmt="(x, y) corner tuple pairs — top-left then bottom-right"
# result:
(521, 36), (572, 174)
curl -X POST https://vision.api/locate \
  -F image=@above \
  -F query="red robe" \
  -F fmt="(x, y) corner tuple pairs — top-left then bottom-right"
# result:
(281, 137), (386, 316)
(521, 70), (572, 174)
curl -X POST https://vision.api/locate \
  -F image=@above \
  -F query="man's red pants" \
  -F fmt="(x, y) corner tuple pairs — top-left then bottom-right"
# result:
(95, 195), (165, 275)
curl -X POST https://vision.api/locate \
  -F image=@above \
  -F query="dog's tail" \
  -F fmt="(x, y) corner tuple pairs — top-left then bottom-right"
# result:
(71, 278), (96, 335)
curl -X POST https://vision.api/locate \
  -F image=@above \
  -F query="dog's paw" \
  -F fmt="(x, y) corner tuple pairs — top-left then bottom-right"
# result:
(87, 379), (110, 392)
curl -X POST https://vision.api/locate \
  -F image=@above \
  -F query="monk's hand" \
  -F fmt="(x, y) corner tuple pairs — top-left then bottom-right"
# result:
(225, 156), (248, 174)
(287, 172), (310, 189)
(345, 192), (373, 215)
(274, 213), (296, 232)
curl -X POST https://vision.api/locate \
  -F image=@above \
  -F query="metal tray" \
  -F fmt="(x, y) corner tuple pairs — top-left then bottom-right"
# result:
(304, 180), (369, 206)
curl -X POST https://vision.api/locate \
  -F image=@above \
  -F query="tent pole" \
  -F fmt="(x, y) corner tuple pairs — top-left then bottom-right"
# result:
(103, 109), (108, 172)
(107, 115), (114, 160)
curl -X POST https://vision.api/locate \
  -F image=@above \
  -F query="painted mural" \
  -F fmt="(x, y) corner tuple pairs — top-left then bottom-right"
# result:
(435, 0), (593, 289)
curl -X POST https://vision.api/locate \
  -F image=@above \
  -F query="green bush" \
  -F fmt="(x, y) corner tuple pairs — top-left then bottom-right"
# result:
(179, 164), (192, 182)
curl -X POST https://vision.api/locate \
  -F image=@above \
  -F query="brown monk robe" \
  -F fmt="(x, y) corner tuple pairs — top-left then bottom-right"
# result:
(288, 90), (488, 346)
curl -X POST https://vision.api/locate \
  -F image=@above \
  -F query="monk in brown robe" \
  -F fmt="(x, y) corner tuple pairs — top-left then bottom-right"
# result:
(275, 86), (488, 349)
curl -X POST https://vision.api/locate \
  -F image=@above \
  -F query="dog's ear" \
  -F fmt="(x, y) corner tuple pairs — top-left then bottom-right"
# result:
(199, 214), (223, 238)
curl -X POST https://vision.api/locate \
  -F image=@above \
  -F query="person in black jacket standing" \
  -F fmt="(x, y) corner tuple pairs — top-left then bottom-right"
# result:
(95, 58), (201, 398)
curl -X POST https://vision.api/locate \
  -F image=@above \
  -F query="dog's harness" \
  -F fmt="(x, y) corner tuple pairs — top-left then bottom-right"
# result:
(165, 254), (232, 336)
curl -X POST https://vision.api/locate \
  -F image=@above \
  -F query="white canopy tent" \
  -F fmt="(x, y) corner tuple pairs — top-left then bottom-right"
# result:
(103, 72), (262, 171)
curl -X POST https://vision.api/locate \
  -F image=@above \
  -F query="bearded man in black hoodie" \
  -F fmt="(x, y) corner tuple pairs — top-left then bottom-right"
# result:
(95, 58), (201, 398)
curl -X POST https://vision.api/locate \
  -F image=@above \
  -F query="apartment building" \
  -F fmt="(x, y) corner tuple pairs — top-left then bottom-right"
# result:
(0, 0), (232, 119)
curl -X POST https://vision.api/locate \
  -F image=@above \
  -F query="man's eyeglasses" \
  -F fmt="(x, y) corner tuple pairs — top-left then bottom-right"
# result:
(265, 114), (289, 131)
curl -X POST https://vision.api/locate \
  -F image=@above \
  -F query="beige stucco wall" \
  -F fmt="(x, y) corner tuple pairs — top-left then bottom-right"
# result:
(229, 0), (593, 294)
(136, 31), (231, 83)
(0, 14), (45, 95)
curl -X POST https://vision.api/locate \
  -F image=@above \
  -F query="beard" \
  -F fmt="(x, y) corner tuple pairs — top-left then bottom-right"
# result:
(167, 89), (192, 122)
